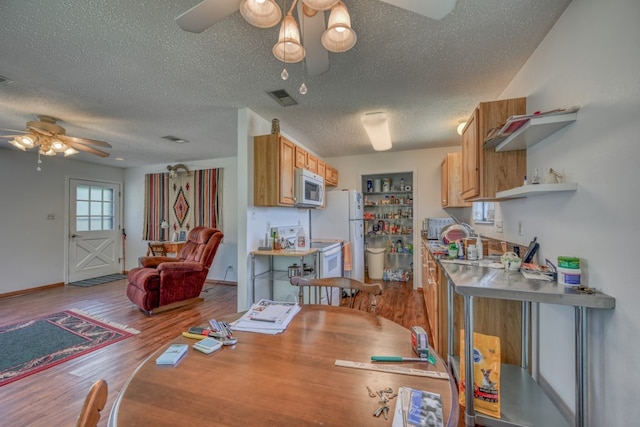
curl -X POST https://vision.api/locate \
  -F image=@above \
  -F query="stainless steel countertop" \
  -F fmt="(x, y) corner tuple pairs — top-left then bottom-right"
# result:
(439, 261), (615, 309)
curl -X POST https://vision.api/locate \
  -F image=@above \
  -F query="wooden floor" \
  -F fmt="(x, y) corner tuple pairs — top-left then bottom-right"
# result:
(0, 278), (449, 427)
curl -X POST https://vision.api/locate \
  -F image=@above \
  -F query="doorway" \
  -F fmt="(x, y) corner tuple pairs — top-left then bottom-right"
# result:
(67, 179), (122, 283)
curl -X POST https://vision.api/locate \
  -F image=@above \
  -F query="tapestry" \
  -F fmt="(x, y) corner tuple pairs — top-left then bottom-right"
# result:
(143, 168), (222, 241)
(0, 309), (139, 387)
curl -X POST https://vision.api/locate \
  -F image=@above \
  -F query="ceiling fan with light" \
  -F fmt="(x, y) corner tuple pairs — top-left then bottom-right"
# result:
(175, 0), (457, 79)
(1, 115), (112, 169)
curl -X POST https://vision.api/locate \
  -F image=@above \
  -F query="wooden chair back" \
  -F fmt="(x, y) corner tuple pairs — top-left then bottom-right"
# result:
(148, 242), (167, 256)
(76, 379), (108, 427)
(289, 277), (383, 313)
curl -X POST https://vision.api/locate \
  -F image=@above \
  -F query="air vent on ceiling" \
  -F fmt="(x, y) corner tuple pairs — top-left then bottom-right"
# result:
(0, 75), (14, 84)
(161, 135), (190, 144)
(267, 89), (298, 107)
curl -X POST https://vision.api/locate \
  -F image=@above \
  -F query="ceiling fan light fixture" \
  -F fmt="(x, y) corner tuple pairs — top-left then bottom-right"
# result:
(64, 147), (79, 157)
(272, 14), (306, 63)
(361, 112), (392, 151)
(8, 139), (27, 151)
(240, 0), (282, 29)
(321, 2), (357, 53)
(301, 0), (340, 11)
(40, 148), (57, 156)
(16, 134), (37, 147)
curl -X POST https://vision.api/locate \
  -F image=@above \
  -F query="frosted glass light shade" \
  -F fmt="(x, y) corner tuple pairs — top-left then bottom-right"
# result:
(361, 112), (392, 151)
(301, 0), (340, 11)
(272, 15), (306, 63)
(457, 121), (467, 135)
(321, 2), (357, 53)
(239, 0), (282, 28)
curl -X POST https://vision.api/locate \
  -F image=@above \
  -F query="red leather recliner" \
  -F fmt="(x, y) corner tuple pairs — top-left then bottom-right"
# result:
(127, 227), (223, 314)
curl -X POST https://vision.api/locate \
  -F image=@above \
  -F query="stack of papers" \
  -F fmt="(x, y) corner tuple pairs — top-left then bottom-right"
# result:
(392, 387), (444, 427)
(230, 299), (301, 335)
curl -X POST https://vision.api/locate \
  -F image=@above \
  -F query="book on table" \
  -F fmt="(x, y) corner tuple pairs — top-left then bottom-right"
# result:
(155, 343), (188, 365)
(230, 299), (301, 335)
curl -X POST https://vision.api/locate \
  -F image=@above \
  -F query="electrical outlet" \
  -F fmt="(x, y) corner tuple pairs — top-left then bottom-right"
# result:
(518, 221), (524, 236)
(495, 220), (503, 233)
(47, 213), (55, 220)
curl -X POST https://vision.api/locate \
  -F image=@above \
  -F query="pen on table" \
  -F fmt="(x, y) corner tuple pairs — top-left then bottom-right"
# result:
(249, 317), (277, 323)
(222, 321), (233, 338)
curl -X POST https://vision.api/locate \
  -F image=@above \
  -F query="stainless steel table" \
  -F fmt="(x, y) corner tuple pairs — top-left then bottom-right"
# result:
(440, 261), (615, 427)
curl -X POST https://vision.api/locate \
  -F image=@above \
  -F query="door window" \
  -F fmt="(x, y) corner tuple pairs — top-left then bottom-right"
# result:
(75, 184), (115, 231)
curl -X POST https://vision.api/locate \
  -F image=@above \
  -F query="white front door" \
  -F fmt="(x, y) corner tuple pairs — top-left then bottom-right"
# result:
(67, 179), (121, 283)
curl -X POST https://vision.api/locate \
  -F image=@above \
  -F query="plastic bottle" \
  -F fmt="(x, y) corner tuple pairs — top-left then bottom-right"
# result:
(448, 242), (458, 259)
(476, 235), (484, 260)
(296, 226), (307, 251)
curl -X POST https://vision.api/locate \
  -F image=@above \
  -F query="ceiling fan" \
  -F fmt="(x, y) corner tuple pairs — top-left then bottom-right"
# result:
(1, 115), (112, 158)
(175, 0), (457, 77)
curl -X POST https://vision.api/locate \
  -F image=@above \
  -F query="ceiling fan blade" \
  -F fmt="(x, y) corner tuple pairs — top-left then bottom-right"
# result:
(59, 134), (112, 148)
(175, 0), (242, 33)
(0, 127), (27, 134)
(0, 134), (24, 138)
(298, 2), (330, 77)
(64, 141), (110, 157)
(380, 0), (457, 20)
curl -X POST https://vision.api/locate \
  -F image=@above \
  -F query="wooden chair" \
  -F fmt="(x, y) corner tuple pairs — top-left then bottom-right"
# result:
(290, 276), (383, 313)
(147, 241), (167, 257)
(76, 379), (108, 427)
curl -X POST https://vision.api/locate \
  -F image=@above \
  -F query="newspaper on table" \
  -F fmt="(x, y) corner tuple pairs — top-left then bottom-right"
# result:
(229, 299), (301, 335)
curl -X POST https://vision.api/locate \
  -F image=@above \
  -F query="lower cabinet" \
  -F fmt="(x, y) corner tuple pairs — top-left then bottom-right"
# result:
(421, 242), (525, 366)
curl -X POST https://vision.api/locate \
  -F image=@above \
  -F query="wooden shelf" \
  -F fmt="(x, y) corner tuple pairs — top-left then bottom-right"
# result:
(485, 112), (578, 152)
(496, 182), (577, 199)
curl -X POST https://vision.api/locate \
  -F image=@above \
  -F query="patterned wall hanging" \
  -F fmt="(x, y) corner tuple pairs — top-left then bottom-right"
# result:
(143, 168), (222, 241)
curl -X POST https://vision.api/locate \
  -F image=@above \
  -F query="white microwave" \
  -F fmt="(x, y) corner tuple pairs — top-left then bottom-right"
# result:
(294, 168), (324, 208)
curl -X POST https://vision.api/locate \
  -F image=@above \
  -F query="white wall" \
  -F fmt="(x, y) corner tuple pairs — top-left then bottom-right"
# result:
(0, 149), (124, 293)
(477, 0), (639, 424)
(326, 146), (468, 287)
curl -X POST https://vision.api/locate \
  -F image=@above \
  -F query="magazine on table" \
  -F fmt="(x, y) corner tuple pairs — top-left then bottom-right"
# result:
(229, 299), (301, 334)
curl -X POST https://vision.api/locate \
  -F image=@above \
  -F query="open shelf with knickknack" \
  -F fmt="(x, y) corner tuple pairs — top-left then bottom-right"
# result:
(485, 107), (580, 201)
(362, 173), (414, 281)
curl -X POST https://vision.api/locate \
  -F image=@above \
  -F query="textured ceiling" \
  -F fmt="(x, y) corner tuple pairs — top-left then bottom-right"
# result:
(0, 0), (571, 168)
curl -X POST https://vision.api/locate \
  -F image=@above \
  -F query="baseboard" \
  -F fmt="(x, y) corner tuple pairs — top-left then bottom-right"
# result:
(538, 373), (575, 425)
(0, 282), (65, 299)
(205, 280), (237, 286)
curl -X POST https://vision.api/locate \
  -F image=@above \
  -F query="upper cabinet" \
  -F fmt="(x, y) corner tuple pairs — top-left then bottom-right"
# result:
(254, 134), (296, 207)
(441, 152), (471, 208)
(254, 133), (338, 206)
(325, 165), (339, 187)
(461, 97), (527, 200)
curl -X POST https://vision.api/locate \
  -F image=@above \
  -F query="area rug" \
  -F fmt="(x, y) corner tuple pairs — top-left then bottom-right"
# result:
(0, 309), (139, 387)
(68, 273), (128, 287)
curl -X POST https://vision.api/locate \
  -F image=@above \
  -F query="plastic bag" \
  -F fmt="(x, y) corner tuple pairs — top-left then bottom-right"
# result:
(459, 330), (501, 418)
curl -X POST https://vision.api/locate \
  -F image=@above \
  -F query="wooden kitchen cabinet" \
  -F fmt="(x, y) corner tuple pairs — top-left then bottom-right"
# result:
(421, 242), (444, 354)
(441, 152), (471, 208)
(461, 97), (527, 200)
(317, 159), (325, 180)
(254, 134), (296, 206)
(325, 165), (338, 186)
(295, 145), (307, 169)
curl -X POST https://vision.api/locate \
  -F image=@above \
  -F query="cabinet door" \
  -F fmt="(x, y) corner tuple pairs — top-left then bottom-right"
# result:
(295, 146), (307, 169)
(279, 137), (296, 205)
(440, 157), (449, 207)
(325, 166), (338, 186)
(306, 153), (318, 174)
(317, 159), (326, 181)
(461, 110), (479, 199)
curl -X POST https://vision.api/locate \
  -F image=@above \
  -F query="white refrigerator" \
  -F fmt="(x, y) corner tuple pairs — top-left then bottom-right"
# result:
(310, 189), (364, 282)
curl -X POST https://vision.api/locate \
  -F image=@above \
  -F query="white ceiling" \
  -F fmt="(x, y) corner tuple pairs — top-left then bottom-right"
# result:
(0, 0), (571, 168)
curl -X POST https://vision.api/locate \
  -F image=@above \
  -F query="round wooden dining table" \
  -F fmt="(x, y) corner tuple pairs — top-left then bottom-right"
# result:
(108, 305), (458, 426)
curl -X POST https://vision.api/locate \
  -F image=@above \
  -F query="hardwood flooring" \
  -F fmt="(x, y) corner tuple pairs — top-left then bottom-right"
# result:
(0, 278), (441, 427)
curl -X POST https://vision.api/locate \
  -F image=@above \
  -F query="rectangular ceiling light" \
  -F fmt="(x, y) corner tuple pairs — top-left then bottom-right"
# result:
(361, 112), (392, 151)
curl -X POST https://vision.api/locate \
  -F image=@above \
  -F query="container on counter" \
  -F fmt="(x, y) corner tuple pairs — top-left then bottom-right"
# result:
(557, 256), (581, 286)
